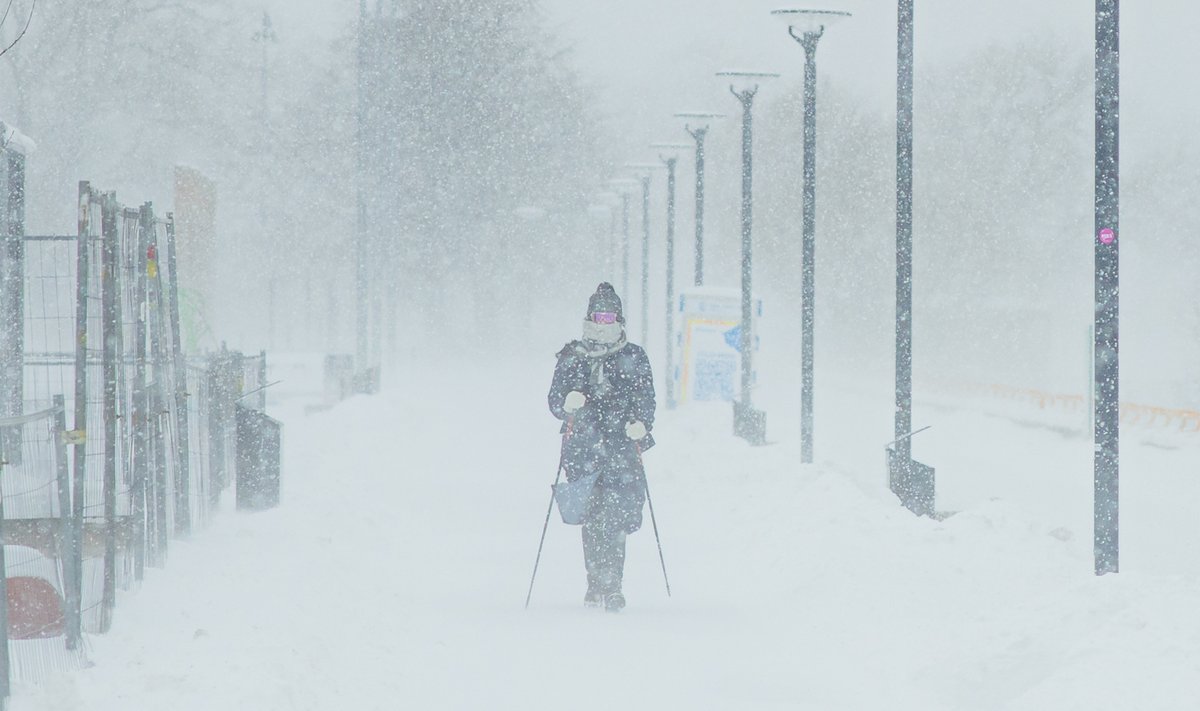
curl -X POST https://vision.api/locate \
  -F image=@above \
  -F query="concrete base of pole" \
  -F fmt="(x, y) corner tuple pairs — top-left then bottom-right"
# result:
(733, 401), (767, 446)
(886, 447), (936, 517)
(353, 366), (381, 395)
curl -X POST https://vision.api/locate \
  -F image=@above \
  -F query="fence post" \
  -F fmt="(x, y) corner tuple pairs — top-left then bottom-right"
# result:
(100, 192), (119, 633)
(0, 148), (24, 466)
(145, 213), (169, 564)
(69, 182), (90, 649)
(258, 350), (267, 412)
(207, 348), (226, 507)
(0, 430), (10, 708)
(165, 214), (191, 535)
(132, 206), (151, 580)
(227, 350), (244, 491)
(52, 395), (81, 650)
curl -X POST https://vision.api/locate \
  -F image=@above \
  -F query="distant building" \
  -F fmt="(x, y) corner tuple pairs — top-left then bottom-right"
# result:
(173, 165), (218, 350)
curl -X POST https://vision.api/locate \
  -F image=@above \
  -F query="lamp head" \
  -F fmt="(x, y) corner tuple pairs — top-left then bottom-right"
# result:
(674, 111), (726, 122)
(651, 142), (692, 160)
(607, 178), (639, 194)
(716, 70), (781, 94)
(771, 8), (852, 35)
(624, 162), (664, 179)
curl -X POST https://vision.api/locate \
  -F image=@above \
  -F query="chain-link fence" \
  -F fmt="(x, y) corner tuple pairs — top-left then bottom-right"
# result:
(0, 133), (283, 704)
(0, 404), (85, 694)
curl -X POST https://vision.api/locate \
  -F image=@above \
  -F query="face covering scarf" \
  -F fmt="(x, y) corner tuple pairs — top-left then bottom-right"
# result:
(576, 320), (627, 398)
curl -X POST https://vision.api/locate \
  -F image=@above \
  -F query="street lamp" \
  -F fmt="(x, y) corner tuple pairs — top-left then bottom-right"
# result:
(252, 12), (278, 350)
(354, 1), (370, 376)
(1094, 0), (1120, 576)
(607, 178), (639, 303)
(887, 0), (933, 516)
(772, 8), (850, 464)
(718, 70), (778, 446)
(625, 163), (664, 349)
(587, 202), (613, 279)
(674, 112), (725, 287)
(651, 142), (692, 410)
(880, 1), (934, 517)
(593, 192), (621, 278)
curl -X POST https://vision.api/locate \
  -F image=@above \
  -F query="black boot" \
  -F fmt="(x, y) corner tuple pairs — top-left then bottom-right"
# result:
(603, 591), (625, 613)
(584, 586), (603, 608)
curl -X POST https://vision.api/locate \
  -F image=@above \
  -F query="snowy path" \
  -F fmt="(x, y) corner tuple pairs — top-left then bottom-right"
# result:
(12, 359), (1200, 710)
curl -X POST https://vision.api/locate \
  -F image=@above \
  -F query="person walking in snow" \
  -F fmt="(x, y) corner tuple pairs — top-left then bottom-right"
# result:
(548, 283), (655, 612)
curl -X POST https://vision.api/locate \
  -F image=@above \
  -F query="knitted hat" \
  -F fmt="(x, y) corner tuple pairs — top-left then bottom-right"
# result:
(586, 282), (624, 322)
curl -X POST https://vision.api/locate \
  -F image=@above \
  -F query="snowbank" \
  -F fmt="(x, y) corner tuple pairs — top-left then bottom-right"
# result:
(9, 359), (1199, 710)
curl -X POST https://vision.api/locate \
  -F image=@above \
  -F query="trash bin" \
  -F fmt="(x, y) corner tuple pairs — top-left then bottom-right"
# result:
(236, 404), (282, 511)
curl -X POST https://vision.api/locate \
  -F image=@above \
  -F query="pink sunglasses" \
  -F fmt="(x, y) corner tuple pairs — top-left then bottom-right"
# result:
(591, 312), (618, 325)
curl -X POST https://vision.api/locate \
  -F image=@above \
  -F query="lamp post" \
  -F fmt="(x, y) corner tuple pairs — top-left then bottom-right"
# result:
(896, 0), (914, 495)
(674, 112), (725, 287)
(1094, 0), (1120, 575)
(719, 70), (779, 445)
(587, 202), (613, 279)
(594, 192), (621, 279)
(252, 12), (278, 350)
(772, 8), (850, 464)
(354, 0), (370, 373)
(252, 12), (277, 147)
(639, 172), (651, 349)
(626, 164), (664, 349)
(881, 0), (936, 517)
(607, 178), (638, 303)
(879, 1), (934, 517)
(652, 142), (692, 410)
(890, 0), (931, 515)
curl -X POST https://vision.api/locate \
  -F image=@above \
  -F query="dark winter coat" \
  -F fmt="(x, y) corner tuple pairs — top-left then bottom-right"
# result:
(548, 339), (656, 534)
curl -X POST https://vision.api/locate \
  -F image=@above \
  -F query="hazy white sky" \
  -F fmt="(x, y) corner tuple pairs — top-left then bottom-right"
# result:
(538, 0), (1198, 162)
(265, 0), (1200, 166)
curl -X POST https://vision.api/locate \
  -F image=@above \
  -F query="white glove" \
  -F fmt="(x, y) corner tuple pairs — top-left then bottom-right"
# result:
(625, 421), (647, 441)
(563, 391), (586, 414)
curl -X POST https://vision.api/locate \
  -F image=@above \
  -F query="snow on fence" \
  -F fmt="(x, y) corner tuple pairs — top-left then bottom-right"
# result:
(0, 135), (283, 703)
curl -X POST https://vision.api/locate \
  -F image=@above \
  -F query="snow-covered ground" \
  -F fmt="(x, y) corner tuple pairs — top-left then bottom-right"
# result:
(10, 356), (1200, 710)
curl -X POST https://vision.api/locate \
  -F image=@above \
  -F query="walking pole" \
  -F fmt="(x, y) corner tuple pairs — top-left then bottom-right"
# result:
(525, 422), (571, 610)
(638, 446), (671, 597)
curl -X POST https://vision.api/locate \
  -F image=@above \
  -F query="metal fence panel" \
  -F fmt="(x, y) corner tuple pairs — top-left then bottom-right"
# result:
(235, 405), (281, 511)
(2, 166), (284, 703)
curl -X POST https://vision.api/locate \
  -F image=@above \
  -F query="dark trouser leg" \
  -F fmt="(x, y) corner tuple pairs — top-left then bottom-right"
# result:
(582, 489), (628, 595)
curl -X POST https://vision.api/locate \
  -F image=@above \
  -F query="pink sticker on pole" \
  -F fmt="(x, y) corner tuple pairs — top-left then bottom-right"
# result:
(1098, 228), (1116, 245)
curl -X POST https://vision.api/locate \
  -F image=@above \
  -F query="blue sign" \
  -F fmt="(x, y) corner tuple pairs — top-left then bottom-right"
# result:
(723, 325), (741, 352)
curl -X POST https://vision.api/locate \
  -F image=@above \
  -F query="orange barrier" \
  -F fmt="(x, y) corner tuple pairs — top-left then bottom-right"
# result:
(923, 381), (1200, 435)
